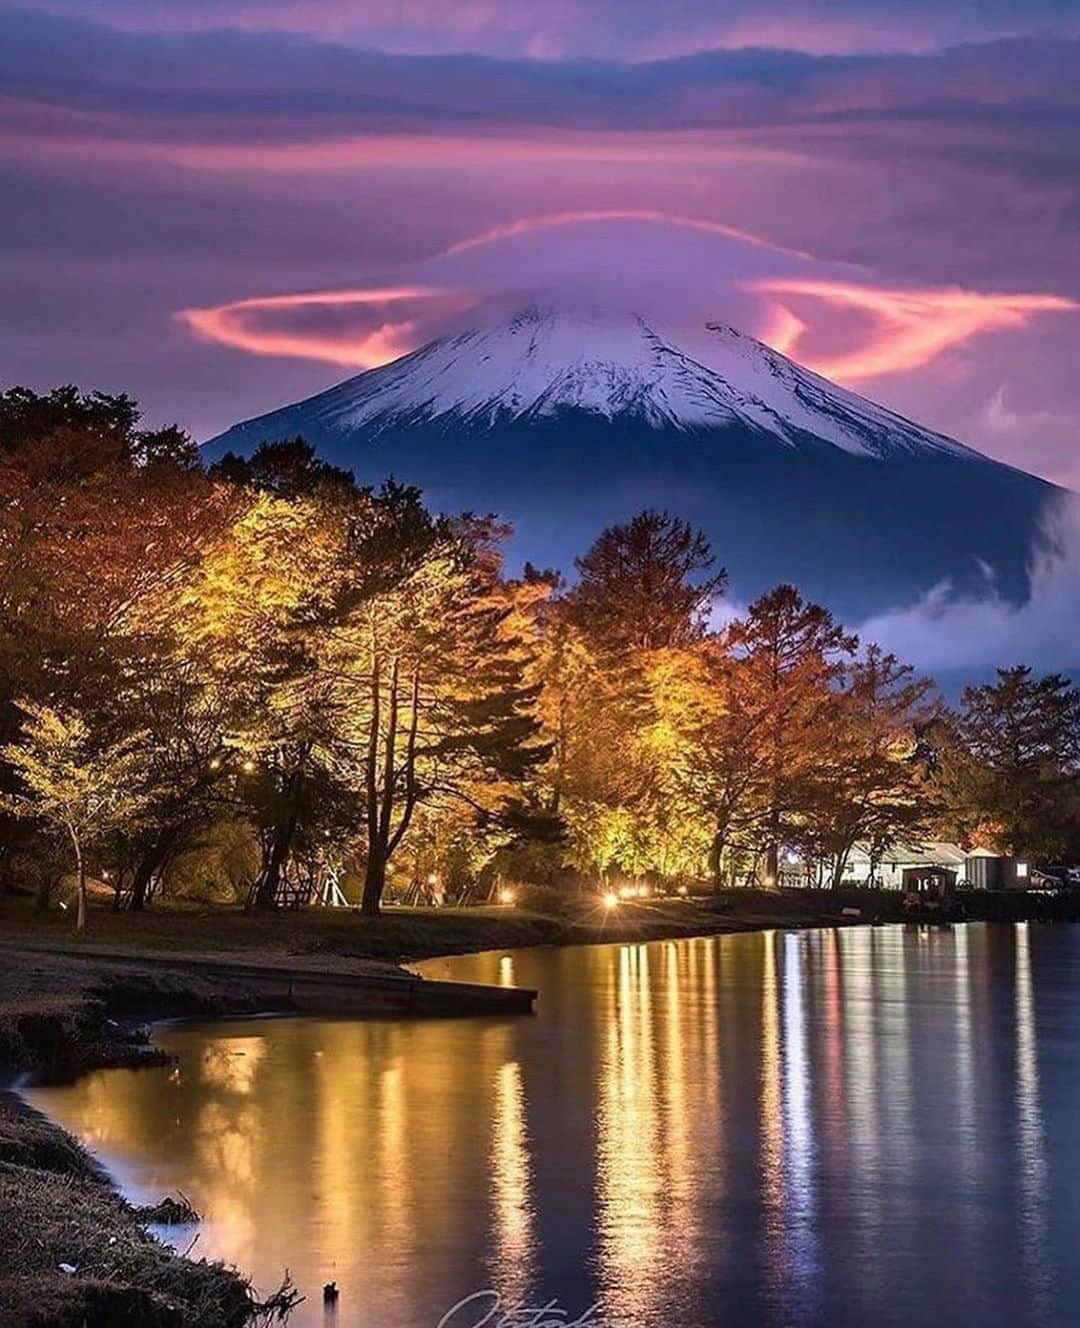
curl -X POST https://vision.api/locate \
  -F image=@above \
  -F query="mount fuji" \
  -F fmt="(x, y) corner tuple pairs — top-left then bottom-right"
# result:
(205, 307), (1059, 617)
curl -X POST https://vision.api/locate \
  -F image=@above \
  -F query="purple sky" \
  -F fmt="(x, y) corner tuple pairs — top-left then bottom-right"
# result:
(3, 2), (1080, 485)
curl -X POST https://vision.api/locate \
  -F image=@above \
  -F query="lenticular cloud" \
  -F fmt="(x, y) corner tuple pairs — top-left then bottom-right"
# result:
(179, 212), (1075, 390)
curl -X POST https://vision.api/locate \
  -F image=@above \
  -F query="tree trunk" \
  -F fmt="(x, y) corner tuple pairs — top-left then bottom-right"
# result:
(253, 814), (295, 911)
(129, 858), (154, 911)
(251, 756), (307, 911)
(708, 830), (725, 891)
(830, 841), (854, 890)
(360, 851), (385, 918)
(129, 831), (176, 911)
(71, 833), (87, 933)
(763, 837), (779, 889)
(359, 656), (421, 920)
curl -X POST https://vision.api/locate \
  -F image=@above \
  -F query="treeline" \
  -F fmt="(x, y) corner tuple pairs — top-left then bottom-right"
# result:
(2, 387), (1080, 927)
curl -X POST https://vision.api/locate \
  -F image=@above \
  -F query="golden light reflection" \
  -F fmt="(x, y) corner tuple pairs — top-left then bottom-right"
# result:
(194, 1099), (260, 1265)
(25, 932), (1070, 1328)
(312, 1039), (355, 1279)
(596, 944), (664, 1318)
(759, 929), (786, 1293)
(490, 1059), (534, 1303)
(200, 1036), (266, 1095)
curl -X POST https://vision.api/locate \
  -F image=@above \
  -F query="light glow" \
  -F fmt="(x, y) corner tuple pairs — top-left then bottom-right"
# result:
(752, 278), (1077, 383)
(179, 286), (470, 369)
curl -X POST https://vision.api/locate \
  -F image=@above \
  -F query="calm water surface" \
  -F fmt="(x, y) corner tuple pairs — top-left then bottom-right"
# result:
(25, 924), (1080, 1328)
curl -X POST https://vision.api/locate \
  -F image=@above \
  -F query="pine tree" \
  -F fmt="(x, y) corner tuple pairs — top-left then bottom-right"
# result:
(940, 666), (1080, 857)
(565, 509), (725, 654)
(728, 586), (857, 886)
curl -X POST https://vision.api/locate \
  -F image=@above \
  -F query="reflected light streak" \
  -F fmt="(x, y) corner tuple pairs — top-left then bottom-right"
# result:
(490, 1059), (535, 1303)
(759, 929), (786, 1294)
(313, 1037), (357, 1280)
(782, 933), (819, 1297)
(1014, 923), (1053, 1315)
(952, 926), (978, 1191)
(377, 1059), (411, 1261)
(842, 929), (882, 1257)
(596, 944), (664, 1320)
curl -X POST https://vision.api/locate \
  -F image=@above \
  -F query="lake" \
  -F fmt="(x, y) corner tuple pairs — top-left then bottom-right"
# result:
(25, 924), (1080, 1328)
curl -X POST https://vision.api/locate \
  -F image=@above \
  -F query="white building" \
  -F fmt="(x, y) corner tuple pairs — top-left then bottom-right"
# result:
(842, 841), (967, 890)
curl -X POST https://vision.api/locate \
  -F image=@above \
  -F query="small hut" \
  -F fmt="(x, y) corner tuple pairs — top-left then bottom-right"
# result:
(900, 865), (959, 915)
(963, 850), (1030, 891)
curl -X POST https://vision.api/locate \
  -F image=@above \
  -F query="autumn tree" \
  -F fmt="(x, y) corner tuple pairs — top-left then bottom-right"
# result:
(651, 640), (770, 887)
(335, 515), (547, 916)
(0, 387), (231, 898)
(727, 586), (857, 886)
(537, 512), (726, 881)
(1, 702), (149, 930)
(192, 448), (372, 910)
(812, 645), (935, 886)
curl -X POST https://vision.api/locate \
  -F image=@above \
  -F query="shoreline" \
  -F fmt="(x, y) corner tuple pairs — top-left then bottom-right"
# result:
(2, 888), (1075, 1327)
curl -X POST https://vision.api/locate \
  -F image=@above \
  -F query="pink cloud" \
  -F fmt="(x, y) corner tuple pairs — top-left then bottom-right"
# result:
(751, 279), (1078, 382)
(180, 287), (478, 368)
(178, 212), (1079, 395)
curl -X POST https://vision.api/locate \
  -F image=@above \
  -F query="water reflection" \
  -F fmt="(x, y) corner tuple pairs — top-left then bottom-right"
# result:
(489, 1059), (534, 1302)
(1014, 924), (1052, 1317)
(25, 924), (1080, 1328)
(596, 945), (664, 1318)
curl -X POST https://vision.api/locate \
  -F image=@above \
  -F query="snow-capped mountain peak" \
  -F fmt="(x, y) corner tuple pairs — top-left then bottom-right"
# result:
(205, 304), (1055, 619)
(212, 306), (979, 464)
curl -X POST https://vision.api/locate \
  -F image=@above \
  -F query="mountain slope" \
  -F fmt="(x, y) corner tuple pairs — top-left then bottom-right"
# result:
(212, 308), (980, 461)
(205, 307), (1058, 617)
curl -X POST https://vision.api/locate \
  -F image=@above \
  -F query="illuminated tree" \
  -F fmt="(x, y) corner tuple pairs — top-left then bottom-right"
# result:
(542, 512), (725, 881)
(334, 518), (547, 916)
(811, 645), (935, 885)
(650, 641), (768, 886)
(187, 470), (365, 910)
(1, 702), (149, 930)
(727, 586), (857, 886)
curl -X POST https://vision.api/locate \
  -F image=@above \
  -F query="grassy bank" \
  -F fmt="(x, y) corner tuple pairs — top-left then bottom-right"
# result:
(0, 946), (300, 1328)
(0, 1090), (297, 1328)
(0, 1093), (274, 1328)
(0, 887), (867, 969)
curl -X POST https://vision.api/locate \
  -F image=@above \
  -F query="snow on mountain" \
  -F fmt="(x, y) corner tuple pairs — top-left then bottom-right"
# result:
(205, 304), (1057, 619)
(212, 307), (980, 464)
